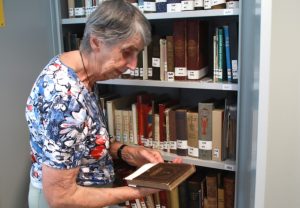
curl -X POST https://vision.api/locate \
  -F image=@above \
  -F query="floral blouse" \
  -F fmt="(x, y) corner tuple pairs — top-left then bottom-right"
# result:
(25, 55), (114, 189)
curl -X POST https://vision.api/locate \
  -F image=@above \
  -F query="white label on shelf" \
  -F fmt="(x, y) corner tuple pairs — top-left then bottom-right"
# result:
(138, 5), (144, 13)
(211, 0), (226, 6)
(226, 1), (239, 9)
(156, 0), (167, 2)
(175, 67), (187, 76)
(123, 135), (128, 143)
(181, 1), (195, 11)
(199, 140), (212, 150)
(169, 141), (177, 150)
(163, 141), (169, 150)
(222, 84), (232, 90)
(139, 68), (144, 77)
(224, 9), (234, 15)
(195, 0), (204, 7)
(213, 148), (220, 158)
(130, 69), (135, 76)
(85, 7), (92, 16)
(122, 68), (131, 75)
(177, 140), (188, 149)
(167, 72), (175, 81)
(152, 58), (160, 67)
(167, 3), (182, 12)
(225, 164), (234, 171)
(144, 2), (156, 12)
(188, 147), (199, 157)
(148, 139), (153, 148)
(204, 0), (211, 9)
(188, 70), (201, 79)
(142, 137), (148, 146)
(152, 141), (159, 149)
(134, 68), (139, 76)
(148, 67), (153, 76)
(68, 8), (74, 18)
(160, 142), (164, 150)
(74, 7), (85, 16)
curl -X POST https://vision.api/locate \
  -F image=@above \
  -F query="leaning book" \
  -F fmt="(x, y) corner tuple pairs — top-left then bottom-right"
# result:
(124, 163), (196, 191)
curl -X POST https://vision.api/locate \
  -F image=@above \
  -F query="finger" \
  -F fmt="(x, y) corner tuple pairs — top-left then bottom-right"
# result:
(172, 157), (183, 163)
(140, 149), (163, 163)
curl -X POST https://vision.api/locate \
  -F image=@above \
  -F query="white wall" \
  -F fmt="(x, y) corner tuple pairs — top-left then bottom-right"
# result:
(257, 0), (300, 207)
(0, 1), (56, 207)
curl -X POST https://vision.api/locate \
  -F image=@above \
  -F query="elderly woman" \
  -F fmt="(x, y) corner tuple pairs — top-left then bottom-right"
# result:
(25, 0), (180, 207)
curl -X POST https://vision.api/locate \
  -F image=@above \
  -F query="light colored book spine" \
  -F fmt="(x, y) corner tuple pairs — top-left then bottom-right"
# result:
(212, 109), (224, 161)
(114, 109), (123, 143)
(122, 110), (130, 145)
(187, 111), (199, 158)
(131, 103), (138, 145)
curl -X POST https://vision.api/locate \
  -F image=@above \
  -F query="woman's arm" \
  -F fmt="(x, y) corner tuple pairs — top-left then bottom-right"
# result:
(42, 164), (157, 208)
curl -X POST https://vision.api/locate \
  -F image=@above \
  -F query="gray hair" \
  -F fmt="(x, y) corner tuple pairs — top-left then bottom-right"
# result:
(80, 0), (151, 53)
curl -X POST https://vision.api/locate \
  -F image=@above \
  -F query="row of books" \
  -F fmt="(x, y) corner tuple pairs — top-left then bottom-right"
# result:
(99, 92), (237, 162)
(66, 0), (239, 19)
(212, 23), (238, 83)
(122, 19), (209, 81)
(114, 163), (235, 208)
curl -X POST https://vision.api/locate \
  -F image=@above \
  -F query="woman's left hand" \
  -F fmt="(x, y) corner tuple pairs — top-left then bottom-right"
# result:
(121, 146), (164, 167)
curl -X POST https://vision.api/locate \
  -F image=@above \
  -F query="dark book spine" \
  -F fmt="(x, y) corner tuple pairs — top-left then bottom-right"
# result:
(169, 109), (177, 154)
(74, 0), (85, 17)
(178, 181), (188, 208)
(223, 174), (235, 208)
(176, 109), (188, 156)
(206, 174), (218, 208)
(174, 20), (187, 80)
(151, 35), (161, 80)
(188, 179), (202, 208)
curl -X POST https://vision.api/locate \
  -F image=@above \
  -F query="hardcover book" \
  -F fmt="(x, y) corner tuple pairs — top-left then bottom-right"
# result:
(125, 163), (196, 191)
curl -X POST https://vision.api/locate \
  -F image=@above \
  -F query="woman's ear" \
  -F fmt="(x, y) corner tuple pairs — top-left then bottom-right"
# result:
(90, 36), (101, 51)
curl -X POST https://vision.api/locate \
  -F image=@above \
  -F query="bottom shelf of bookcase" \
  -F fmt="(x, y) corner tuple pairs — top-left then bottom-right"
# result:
(160, 151), (236, 171)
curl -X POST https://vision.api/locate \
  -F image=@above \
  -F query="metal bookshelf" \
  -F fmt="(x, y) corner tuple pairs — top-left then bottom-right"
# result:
(97, 79), (238, 91)
(61, 9), (239, 24)
(161, 151), (236, 171)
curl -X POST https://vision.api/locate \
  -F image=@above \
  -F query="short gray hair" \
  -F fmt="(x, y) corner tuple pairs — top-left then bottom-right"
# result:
(80, 0), (151, 53)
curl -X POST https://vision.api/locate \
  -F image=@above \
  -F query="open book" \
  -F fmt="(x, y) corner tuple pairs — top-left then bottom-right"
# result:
(124, 163), (196, 190)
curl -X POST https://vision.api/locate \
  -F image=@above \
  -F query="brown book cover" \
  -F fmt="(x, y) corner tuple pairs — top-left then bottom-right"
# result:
(206, 174), (218, 208)
(166, 36), (175, 81)
(168, 108), (177, 154)
(223, 174), (235, 208)
(125, 163), (196, 191)
(151, 35), (161, 80)
(174, 19), (187, 80)
(176, 108), (189, 156)
(187, 20), (208, 80)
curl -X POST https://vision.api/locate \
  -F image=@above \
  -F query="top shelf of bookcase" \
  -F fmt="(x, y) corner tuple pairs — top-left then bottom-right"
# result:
(61, 9), (240, 24)
(97, 79), (238, 91)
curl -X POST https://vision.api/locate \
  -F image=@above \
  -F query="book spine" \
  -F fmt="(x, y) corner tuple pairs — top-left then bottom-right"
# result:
(223, 25), (232, 82)
(198, 102), (214, 160)
(187, 112), (199, 158)
(218, 27), (224, 81)
(176, 109), (188, 156)
(166, 36), (175, 81)
(212, 109), (224, 161)
(174, 20), (187, 80)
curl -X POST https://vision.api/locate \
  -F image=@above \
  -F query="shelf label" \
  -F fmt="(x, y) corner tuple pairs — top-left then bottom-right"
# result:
(224, 9), (234, 15)
(177, 140), (188, 149)
(225, 164), (235, 171)
(169, 141), (177, 150)
(167, 3), (182, 12)
(167, 72), (175, 81)
(199, 141), (212, 150)
(222, 84), (232, 90)
(188, 147), (199, 157)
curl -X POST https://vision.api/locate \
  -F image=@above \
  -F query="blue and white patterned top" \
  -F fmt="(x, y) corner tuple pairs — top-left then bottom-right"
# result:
(25, 55), (114, 189)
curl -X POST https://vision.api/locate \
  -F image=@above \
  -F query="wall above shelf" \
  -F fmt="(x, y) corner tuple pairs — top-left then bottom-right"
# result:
(62, 9), (240, 24)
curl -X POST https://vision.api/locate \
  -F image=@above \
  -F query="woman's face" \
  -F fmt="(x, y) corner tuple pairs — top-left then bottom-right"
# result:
(95, 34), (144, 80)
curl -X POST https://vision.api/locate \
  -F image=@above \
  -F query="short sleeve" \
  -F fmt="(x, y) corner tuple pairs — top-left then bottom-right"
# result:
(42, 93), (88, 169)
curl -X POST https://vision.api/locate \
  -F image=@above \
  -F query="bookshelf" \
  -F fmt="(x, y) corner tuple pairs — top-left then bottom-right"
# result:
(55, 0), (241, 207)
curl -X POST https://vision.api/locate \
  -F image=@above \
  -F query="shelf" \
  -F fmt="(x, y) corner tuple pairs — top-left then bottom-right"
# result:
(61, 9), (239, 24)
(161, 151), (236, 171)
(97, 79), (238, 91)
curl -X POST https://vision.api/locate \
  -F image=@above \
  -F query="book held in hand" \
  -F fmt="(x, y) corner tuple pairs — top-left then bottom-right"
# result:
(124, 163), (196, 191)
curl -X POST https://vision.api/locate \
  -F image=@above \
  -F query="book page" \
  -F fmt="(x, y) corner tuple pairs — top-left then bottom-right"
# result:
(125, 163), (157, 180)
